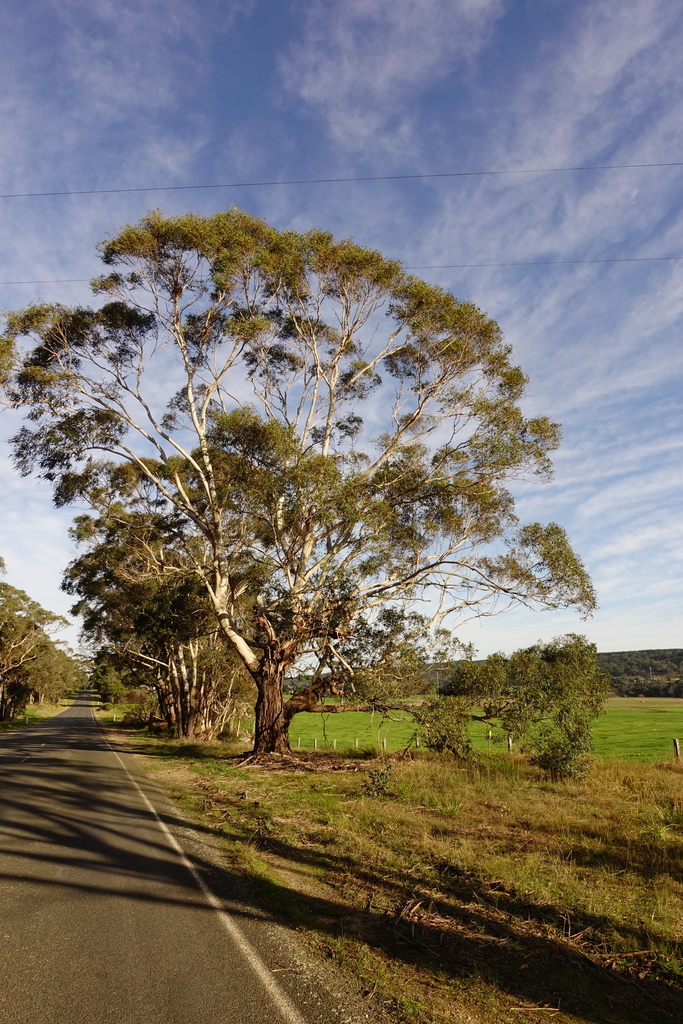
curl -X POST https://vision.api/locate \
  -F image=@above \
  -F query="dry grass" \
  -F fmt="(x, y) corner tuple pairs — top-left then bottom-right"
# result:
(130, 738), (683, 1024)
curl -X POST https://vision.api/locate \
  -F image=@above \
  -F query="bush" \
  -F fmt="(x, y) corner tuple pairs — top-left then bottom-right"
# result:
(361, 762), (394, 797)
(529, 736), (593, 781)
(120, 688), (158, 727)
(411, 697), (471, 757)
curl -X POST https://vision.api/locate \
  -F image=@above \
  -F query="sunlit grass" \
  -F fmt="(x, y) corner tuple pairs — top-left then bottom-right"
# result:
(141, 741), (683, 1024)
(0, 699), (70, 732)
(96, 694), (683, 760)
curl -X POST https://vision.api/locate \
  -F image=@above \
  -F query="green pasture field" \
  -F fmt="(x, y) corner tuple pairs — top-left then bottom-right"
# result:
(287, 697), (683, 760)
(590, 697), (683, 760)
(288, 707), (417, 752)
(100, 695), (683, 760)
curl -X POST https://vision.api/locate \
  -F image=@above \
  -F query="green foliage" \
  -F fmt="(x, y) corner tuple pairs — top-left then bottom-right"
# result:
(338, 608), (467, 701)
(91, 663), (128, 704)
(120, 687), (159, 727)
(19, 642), (88, 706)
(480, 522), (596, 619)
(597, 649), (683, 696)
(527, 730), (594, 781)
(417, 635), (610, 765)
(63, 508), (256, 739)
(0, 334), (14, 391)
(412, 696), (472, 757)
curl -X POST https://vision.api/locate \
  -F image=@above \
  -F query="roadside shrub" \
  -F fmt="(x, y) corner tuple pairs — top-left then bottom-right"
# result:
(121, 688), (158, 727)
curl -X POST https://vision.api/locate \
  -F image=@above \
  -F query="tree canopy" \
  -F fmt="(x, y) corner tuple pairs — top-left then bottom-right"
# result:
(3, 209), (596, 751)
(597, 649), (683, 697)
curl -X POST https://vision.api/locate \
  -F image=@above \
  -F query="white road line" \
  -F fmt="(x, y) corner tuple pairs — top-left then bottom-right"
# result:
(105, 740), (307, 1024)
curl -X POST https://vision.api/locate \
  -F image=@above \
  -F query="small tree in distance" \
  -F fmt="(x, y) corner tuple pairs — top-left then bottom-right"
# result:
(3, 209), (596, 752)
(415, 633), (610, 777)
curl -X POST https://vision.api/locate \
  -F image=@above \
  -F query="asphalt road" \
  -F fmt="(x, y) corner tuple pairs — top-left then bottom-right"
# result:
(0, 693), (353, 1024)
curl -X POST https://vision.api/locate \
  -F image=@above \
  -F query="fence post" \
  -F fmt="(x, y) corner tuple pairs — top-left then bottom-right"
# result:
(674, 738), (681, 760)
(354, 738), (358, 748)
(415, 736), (420, 748)
(382, 737), (387, 750)
(297, 736), (301, 748)
(333, 738), (337, 750)
(314, 737), (317, 749)
(507, 734), (514, 754)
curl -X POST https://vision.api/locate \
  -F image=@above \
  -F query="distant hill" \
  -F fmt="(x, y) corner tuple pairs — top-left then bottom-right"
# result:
(597, 649), (683, 697)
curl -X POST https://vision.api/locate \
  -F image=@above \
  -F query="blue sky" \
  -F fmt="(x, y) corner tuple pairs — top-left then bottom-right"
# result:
(0, 0), (681, 656)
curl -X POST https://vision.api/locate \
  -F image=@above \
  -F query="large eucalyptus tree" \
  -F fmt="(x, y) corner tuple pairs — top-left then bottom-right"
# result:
(3, 209), (595, 751)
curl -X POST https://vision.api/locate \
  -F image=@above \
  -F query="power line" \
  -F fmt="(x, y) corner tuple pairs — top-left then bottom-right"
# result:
(407, 255), (683, 269)
(1, 160), (683, 200)
(0, 278), (90, 285)
(2, 252), (683, 285)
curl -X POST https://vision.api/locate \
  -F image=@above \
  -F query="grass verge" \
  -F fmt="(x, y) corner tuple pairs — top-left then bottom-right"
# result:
(0, 699), (71, 732)
(109, 724), (683, 1024)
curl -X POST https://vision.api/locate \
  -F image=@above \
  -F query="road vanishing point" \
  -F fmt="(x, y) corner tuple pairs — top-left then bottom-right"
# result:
(0, 692), (359, 1024)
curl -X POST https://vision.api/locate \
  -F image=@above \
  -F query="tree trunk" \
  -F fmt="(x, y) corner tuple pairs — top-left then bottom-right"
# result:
(253, 663), (333, 754)
(157, 646), (223, 742)
(253, 663), (291, 753)
(154, 671), (177, 734)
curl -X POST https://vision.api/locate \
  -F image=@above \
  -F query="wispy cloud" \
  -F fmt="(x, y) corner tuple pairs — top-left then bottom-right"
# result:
(280, 0), (504, 150)
(0, 0), (253, 193)
(0, 0), (681, 655)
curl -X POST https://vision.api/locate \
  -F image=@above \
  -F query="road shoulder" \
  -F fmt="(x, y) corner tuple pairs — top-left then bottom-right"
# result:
(102, 730), (373, 1024)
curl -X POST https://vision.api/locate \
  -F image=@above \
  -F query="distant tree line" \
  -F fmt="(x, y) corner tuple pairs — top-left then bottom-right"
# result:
(0, 557), (86, 720)
(597, 650), (683, 697)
